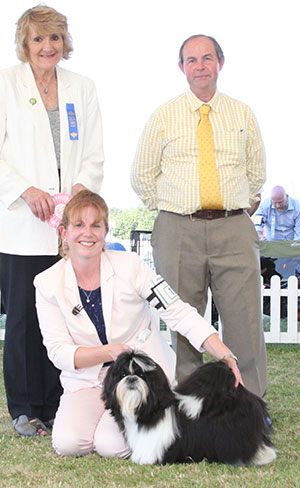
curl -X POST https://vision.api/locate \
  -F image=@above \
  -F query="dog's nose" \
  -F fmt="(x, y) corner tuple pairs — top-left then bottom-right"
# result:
(127, 375), (138, 384)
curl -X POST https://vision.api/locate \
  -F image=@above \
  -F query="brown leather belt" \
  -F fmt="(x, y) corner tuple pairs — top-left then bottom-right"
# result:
(188, 209), (244, 220)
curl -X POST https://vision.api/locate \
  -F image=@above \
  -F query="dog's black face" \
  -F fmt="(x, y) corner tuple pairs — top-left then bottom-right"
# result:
(103, 350), (175, 426)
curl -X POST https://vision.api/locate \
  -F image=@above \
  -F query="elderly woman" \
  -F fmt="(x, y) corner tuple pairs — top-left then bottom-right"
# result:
(0, 6), (104, 436)
(34, 190), (242, 458)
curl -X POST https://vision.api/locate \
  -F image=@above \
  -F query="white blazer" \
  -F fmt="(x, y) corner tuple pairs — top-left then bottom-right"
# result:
(34, 251), (217, 392)
(0, 63), (104, 255)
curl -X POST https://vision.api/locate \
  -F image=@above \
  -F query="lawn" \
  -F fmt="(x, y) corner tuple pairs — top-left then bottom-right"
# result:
(0, 342), (299, 488)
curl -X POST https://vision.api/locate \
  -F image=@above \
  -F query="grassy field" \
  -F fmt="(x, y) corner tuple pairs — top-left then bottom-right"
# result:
(0, 342), (299, 488)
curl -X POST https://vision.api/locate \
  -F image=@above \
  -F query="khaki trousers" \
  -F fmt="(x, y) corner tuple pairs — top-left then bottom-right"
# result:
(152, 211), (267, 397)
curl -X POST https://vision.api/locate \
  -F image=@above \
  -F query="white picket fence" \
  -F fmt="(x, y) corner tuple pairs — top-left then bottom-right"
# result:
(0, 317), (5, 341)
(261, 275), (300, 343)
(0, 276), (299, 343)
(162, 275), (300, 344)
(203, 275), (300, 344)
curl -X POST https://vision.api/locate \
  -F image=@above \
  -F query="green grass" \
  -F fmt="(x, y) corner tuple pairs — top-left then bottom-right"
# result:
(0, 342), (299, 488)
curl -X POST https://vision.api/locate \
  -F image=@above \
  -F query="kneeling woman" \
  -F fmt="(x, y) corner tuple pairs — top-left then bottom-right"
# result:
(34, 190), (243, 458)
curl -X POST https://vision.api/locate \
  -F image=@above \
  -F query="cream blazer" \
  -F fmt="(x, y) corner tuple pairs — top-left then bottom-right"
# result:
(34, 251), (217, 392)
(0, 63), (104, 255)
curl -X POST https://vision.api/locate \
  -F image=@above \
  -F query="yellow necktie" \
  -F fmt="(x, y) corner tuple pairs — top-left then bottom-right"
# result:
(197, 104), (223, 209)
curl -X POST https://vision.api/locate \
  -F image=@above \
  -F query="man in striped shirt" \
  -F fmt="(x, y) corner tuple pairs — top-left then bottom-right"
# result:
(131, 35), (267, 397)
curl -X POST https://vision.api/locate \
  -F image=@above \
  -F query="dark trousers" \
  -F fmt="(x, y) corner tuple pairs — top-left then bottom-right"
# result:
(0, 253), (63, 421)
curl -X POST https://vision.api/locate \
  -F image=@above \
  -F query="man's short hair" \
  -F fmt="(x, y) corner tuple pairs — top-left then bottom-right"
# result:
(179, 34), (224, 65)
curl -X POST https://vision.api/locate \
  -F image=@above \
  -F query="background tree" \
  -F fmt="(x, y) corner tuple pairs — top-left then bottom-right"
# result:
(109, 206), (157, 240)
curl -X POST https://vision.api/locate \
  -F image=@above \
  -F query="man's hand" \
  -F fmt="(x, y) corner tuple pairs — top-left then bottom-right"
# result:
(257, 230), (267, 241)
(21, 187), (55, 222)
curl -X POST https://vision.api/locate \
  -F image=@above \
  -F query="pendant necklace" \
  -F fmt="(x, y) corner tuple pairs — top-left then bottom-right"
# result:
(80, 288), (93, 303)
(35, 69), (56, 94)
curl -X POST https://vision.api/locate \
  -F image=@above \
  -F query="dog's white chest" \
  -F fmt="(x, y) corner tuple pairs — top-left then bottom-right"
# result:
(125, 407), (178, 465)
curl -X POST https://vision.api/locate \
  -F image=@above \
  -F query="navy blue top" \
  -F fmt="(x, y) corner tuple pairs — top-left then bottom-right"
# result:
(79, 286), (111, 366)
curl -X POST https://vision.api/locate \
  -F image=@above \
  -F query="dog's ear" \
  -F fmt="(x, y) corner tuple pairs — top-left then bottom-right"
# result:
(142, 364), (176, 416)
(102, 351), (133, 406)
(102, 365), (116, 410)
(137, 387), (175, 426)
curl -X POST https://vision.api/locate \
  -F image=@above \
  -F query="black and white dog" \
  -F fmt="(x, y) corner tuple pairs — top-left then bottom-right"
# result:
(102, 350), (276, 466)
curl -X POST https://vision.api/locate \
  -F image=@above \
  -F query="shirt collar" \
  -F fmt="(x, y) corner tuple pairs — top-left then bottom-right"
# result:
(186, 89), (221, 113)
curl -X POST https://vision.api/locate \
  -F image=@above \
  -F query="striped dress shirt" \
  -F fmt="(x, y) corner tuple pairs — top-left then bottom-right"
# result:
(131, 90), (266, 214)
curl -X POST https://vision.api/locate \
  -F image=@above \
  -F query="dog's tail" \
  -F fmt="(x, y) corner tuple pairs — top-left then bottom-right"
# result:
(251, 443), (277, 466)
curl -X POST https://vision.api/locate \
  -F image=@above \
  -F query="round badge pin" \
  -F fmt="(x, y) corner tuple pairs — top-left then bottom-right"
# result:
(47, 193), (72, 228)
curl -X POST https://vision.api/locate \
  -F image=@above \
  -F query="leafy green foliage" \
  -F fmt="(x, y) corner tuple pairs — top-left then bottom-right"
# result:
(109, 206), (157, 240)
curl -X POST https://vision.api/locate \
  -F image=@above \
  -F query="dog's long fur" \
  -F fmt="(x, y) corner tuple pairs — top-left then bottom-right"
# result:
(102, 351), (276, 466)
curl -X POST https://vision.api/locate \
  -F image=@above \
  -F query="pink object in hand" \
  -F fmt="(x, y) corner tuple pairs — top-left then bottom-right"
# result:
(47, 193), (72, 228)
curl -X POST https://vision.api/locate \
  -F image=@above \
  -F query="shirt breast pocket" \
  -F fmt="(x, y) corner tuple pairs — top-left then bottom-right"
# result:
(214, 129), (247, 165)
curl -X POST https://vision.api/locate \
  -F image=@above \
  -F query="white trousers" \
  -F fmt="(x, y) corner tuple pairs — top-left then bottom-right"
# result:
(52, 368), (130, 458)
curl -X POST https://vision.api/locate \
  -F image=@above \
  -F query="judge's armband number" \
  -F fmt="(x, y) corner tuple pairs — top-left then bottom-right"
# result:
(146, 275), (179, 309)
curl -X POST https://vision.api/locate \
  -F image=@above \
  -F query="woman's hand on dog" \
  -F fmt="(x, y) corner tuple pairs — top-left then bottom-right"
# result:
(222, 357), (244, 388)
(105, 344), (132, 362)
(202, 334), (244, 388)
(74, 344), (131, 369)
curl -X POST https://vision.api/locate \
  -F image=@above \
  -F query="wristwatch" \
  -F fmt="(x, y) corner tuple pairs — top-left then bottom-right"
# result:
(221, 353), (238, 365)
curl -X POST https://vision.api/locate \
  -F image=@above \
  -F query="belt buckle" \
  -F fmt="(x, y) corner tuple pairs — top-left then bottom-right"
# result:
(206, 210), (214, 220)
(190, 211), (203, 221)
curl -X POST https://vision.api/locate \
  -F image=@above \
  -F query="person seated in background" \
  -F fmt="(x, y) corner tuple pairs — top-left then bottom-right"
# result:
(255, 186), (300, 241)
(34, 190), (242, 458)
